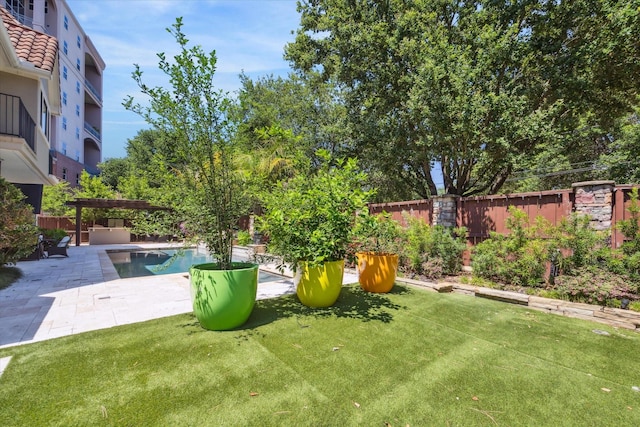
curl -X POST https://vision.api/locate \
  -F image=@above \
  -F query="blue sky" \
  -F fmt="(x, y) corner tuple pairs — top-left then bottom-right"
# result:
(66, 0), (301, 160)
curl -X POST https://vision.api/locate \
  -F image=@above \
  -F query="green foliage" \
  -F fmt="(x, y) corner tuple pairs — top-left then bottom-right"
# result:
(286, 0), (640, 197)
(40, 228), (68, 242)
(0, 178), (38, 265)
(351, 211), (402, 256)
(235, 123), (308, 208)
(401, 215), (432, 274)
(554, 214), (607, 273)
(599, 111), (640, 184)
(41, 181), (74, 217)
(98, 157), (130, 191)
(235, 73), (352, 166)
(472, 207), (552, 286)
(74, 171), (118, 224)
(554, 267), (638, 307)
(399, 214), (466, 278)
(259, 150), (372, 269)
(124, 18), (248, 269)
(236, 230), (252, 246)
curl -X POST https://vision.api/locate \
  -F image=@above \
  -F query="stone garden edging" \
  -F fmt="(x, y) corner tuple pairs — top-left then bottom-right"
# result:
(395, 277), (640, 331)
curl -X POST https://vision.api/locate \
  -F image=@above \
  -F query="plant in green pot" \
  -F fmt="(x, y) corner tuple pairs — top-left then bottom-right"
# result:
(351, 211), (402, 293)
(124, 18), (257, 331)
(259, 150), (372, 307)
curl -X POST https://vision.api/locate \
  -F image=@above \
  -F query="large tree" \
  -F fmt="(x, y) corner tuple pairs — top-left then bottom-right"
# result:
(285, 0), (640, 197)
(235, 73), (352, 167)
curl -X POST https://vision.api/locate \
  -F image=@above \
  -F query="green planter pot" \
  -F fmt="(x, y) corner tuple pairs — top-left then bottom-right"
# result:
(294, 260), (344, 307)
(189, 262), (258, 331)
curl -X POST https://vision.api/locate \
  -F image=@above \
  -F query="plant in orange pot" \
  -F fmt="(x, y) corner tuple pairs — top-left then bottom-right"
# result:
(352, 211), (402, 293)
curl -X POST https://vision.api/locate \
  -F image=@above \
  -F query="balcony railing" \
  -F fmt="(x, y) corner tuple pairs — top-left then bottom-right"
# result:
(84, 79), (102, 103)
(83, 121), (101, 142)
(0, 93), (36, 153)
(4, 2), (51, 35)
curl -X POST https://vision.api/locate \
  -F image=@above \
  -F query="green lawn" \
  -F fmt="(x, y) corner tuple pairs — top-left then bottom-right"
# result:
(1, 284), (639, 426)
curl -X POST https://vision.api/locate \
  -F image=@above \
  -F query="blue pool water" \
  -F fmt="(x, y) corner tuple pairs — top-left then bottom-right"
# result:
(106, 248), (283, 282)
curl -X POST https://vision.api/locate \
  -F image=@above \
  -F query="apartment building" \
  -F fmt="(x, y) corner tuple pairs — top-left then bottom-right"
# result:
(3, 0), (105, 192)
(0, 4), (59, 211)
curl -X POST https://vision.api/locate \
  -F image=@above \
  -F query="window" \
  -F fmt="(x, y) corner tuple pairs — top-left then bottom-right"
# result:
(64, 15), (68, 30)
(62, 66), (67, 80)
(76, 58), (81, 71)
(62, 92), (67, 105)
(75, 105), (80, 117)
(63, 41), (68, 55)
(62, 142), (67, 155)
(75, 150), (80, 162)
(29, 1), (48, 13)
(9, 0), (24, 15)
(40, 93), (49, 138)
(75, 127), (80, 140)
(77, 35), (81, 48)
(62, 117), (67, 130)
(62, 167), (67, 180)
(76, 81), (80, 94)
(76, 173), (80, 185)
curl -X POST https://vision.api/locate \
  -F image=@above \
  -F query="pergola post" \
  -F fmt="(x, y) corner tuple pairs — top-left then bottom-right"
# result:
(75, 203), (82, 246)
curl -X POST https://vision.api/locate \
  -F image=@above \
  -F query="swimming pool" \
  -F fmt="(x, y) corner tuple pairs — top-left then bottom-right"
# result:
(106, 248), (284, 283)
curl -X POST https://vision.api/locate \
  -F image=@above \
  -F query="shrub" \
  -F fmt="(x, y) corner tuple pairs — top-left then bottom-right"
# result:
(399, 214), (466, 278)
(429, 225), (467, 276)
(0, 177), (38, 265)
(554, 267), (638, 307)
(352, 211), (403, 255)
(40, 228), (68, 242)
(421, 257), (444, 280)
(554, 213), (607, 273)
(236, 230), (252, 246)
(401, 215), (431, 274)
(472, 207), (552, 286)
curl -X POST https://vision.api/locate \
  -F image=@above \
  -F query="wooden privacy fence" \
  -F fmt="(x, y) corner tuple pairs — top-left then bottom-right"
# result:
(36, 216), (89, 242)
(369, 181), (639, 250)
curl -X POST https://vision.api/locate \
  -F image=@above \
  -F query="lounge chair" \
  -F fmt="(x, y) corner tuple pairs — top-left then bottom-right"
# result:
(47, 236), (71, 257)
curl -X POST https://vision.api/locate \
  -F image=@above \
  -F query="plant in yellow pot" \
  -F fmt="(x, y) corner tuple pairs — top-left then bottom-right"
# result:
(259, 150), (372, 307)
(352, 211), (402, 293)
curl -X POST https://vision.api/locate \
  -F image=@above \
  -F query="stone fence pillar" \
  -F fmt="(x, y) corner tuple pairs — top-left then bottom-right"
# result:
(572, 181), (615, 231)
(432, 195), (459, 228)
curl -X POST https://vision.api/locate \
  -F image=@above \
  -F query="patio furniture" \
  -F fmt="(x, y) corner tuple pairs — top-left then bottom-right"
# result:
(47, 236), (71, 257)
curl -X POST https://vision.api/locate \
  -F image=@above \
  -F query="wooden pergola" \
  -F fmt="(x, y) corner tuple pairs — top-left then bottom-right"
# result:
(65, 198), (171, 246)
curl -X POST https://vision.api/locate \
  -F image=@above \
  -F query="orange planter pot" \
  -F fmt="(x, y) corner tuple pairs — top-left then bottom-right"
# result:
(294, 260), (344, 307)
(356, 252), (398, 293)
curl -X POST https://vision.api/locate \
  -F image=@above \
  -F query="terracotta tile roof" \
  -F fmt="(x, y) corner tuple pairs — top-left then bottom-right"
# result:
(1, 6), (57, 72)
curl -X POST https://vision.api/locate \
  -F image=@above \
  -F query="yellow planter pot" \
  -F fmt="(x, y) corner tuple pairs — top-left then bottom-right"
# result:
(356, 252), (398, 293)
(294, 260), (344, 307)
